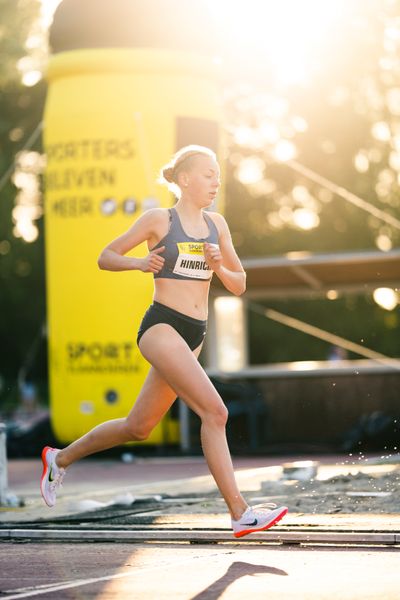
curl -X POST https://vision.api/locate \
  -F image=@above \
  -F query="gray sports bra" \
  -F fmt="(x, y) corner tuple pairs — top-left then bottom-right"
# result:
(152, 207), (219, 281)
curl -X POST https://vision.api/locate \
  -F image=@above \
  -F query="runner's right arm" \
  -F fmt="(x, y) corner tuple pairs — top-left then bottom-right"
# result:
(97, 209), (166, 273)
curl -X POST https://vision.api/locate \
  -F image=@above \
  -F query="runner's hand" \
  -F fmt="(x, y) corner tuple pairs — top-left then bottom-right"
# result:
(140, 246), (165, 273)
(204, 242), (223, 271)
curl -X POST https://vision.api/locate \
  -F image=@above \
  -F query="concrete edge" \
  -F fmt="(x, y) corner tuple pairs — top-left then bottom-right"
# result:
(0, 529), (398, 545)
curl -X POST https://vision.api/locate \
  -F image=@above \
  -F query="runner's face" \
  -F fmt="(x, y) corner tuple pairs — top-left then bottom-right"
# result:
(182, 155), (220, 207)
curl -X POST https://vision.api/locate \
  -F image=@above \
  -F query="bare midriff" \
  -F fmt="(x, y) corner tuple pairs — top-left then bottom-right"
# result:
(153, 278), (211, 320)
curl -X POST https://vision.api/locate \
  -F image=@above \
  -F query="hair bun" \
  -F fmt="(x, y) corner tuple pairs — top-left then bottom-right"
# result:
(162, 167), (174, 183)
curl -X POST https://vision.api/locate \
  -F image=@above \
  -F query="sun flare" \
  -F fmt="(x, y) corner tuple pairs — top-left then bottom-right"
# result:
(207, 0), (346, 84)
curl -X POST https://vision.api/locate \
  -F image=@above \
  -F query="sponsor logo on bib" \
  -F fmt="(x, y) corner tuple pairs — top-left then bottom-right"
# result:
(173, 242), (213, 280)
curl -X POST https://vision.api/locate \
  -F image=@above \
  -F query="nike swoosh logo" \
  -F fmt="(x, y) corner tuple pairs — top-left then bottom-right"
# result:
(48, 465), (54, 482)
(242, 518), (258, 526)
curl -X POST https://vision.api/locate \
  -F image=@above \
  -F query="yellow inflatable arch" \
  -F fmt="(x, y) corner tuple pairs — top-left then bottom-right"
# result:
(44, 0), (222, 444)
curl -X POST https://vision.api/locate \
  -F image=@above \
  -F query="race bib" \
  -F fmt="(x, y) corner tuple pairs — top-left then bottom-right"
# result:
(173, 242), (213, 280)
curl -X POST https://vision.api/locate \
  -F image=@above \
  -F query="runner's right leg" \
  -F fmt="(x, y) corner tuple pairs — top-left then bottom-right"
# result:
(55, 365), (180, 468)
(41, 364), (182, 507)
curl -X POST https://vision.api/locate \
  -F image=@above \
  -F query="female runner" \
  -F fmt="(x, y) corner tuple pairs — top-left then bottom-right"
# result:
(40, 145), (288, 537)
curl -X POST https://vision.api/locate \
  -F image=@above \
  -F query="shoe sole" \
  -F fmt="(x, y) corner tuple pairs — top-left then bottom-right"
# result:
(233, 507), (288, 538)
(40, 446), (55, 508)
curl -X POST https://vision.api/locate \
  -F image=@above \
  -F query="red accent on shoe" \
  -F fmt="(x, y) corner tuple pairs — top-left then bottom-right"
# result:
(233, 507), (288, 538)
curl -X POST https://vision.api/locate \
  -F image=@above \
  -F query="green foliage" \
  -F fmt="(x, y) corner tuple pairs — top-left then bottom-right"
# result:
(224, 2), (400, 257)
(0, 0), (46, 394)
(0, 0), (41, 84)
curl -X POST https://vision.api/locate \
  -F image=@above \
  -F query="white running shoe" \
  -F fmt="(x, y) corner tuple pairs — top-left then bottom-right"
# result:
(232, 503), (288, 538)
(40, 446), (65, 507)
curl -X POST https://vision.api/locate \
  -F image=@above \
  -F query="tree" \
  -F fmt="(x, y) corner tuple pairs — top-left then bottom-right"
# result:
(0, 0), (46, 407)
(217, 0), (400, 363)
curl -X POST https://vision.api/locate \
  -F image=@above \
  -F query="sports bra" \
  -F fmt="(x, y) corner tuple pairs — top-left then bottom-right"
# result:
(152, 207), (219, 281)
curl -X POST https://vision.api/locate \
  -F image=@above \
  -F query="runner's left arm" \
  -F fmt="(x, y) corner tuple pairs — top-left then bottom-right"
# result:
(204, 214), (246, 296)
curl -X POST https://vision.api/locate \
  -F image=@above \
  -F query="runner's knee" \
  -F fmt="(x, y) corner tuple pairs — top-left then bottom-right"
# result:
(201, 402), (229, 428)
(124, 419), (151, 442)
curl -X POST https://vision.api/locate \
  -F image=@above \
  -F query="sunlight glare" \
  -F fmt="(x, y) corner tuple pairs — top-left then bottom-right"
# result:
(326, 290), (339, 300)
(371, 121), (391, 142)
(22, 70), (42, 87)
(273, 139), (296, 161)
(292, 207), (320, 230)
(40, 0), (62, 27)
(291, 116), (308, 132)
(208, 0), (345, 84)
(354, 151), (369, 173)
(13, 220), (39, 243)
(386, 87), (400, 116)
(236, 157), (265, 184)
(288, 361), (320, 371)
(12, 151), (44, 243)
(373, 288), (398, 311)
(214, 297), (246, 371)
(375, 234), (393, 251)
(389, 151), (400, 171)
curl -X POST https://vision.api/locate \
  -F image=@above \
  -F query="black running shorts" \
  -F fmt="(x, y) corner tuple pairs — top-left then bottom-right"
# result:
(137, 301), (207, 351)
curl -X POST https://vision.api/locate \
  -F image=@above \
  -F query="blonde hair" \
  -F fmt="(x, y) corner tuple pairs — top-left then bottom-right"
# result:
(159, 145), (217, 195)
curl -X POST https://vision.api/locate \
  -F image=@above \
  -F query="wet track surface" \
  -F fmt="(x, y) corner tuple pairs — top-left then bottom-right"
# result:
(2, 455), (400, 597)
(1, 542), (400, 600)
